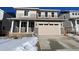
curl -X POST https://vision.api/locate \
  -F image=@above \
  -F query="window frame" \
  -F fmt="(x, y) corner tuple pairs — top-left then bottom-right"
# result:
(52, 12), (54, 17)
(24, 10), (29, 16)
(45, 12), (48, 17)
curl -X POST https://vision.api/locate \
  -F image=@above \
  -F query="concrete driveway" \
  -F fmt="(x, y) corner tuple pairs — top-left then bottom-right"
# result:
(38, 35), (79, 51)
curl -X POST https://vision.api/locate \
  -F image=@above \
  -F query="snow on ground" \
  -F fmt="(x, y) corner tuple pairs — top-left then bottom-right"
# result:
(0, 37), (38, 51)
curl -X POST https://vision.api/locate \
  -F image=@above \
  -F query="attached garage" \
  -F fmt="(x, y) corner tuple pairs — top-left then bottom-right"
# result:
(37, 22), (61, 36)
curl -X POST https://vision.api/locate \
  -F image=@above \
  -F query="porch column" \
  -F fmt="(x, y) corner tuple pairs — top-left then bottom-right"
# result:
(71, 21), (73, 28)
(27, 21), (29, 33)
(19, 20), (22, 33)
(10, 20), (14, 33)
(75, 20), (78, 33)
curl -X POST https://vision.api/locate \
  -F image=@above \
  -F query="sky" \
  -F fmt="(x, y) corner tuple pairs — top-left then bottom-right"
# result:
(0, 7), (79, 14)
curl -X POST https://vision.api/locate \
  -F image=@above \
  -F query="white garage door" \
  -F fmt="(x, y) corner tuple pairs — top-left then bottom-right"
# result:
(38, 22), (61, 35)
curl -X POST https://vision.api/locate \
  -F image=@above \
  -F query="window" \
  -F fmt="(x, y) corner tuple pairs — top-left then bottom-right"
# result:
(72, 13), (74, 15)
(21, 22), (27, 27)
(39, 24), (43, 25)
(49, 24), (53, 26)
(24, 10), (29, 16)
(45, 12), (48, 17)
(54, 24), (59, 25)
(38, 12), (41, 17)
(75, 13), (77, 15)
(64, 16), (66, 19)
(44, 24), (48, 25)
(52, 12), (54, 17)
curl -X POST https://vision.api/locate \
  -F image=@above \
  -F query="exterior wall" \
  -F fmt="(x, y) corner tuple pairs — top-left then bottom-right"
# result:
(59, 13), (70, 19)
(48, 12), (52, 18)
(16, 10), (24, 18)
(77, 20), (79, 32)
(2, 19), (11, 32)
(77, 24), (79, 32)
(70, 11), (79, 18)
(54, 12), (58, 18)
(28, 11), (37, 18)
(0, 9), (4, 20)
(16, 9), (59, 19)
(38, 12), (45, 18)
(16, 10), (37, 18)
(75, 19), (79, 33)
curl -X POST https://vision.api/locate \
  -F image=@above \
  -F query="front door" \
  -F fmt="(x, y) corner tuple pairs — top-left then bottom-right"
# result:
(29, 21), (34, 32)
(21, 21), (27, 32)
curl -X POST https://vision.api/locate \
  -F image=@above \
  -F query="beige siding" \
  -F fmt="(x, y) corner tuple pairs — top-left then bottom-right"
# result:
(16, 10), (24, 18)
(28, 11), (37, 18)
(16, 10), (37, 18)
(54, 12), (58, 18)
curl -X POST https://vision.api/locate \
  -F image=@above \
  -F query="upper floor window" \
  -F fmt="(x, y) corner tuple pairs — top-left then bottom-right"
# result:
(45, 12), (48, 17)
(75, 13), (77, 15)
(38, 12), (41, 17)
(24, 10), (29, 16)
(52, 12), (54, 17)
(72, 13), (79, 15)
(72, 13), (74, 15)
(64, 16), (66, 19)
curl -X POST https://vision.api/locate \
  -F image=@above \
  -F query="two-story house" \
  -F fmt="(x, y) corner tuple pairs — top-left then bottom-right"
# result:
(69, 10), (79, 34)
(0, 8), (16, 36)
(7, 7), (67, 37)
(59, 10), (79, 35)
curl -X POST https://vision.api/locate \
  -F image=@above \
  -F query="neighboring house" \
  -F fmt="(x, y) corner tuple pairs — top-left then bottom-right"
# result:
(0, 9), (15, 36)
(7, 7), (68, 37)
(59, 10), (79, 35)
(0, 9), (4, 36)
(0, 9), (4, 20)
(69, 11), (79, 34)
(59, 11), (73, 34)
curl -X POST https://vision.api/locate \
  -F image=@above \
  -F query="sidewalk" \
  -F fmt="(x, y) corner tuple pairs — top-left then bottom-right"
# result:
(67, 34), (79, 41)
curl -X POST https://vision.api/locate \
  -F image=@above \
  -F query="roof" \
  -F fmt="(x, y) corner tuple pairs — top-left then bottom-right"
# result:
(14, 7), (60, 12)
(37, 7), (79, 11)
(14, 7), (39, 10)
(38, 9), (60, 12)
(7, 17), (67, 21)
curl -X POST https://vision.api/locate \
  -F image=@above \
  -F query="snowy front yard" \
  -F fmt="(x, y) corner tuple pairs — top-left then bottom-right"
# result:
(0, 37), (38, 51)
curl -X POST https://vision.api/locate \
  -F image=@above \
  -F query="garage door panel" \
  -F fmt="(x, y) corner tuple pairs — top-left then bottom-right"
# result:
(38, 26), (61, 35)
(38, 22), (61, 35)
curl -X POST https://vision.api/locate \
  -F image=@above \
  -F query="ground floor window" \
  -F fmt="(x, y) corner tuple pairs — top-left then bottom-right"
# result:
(12, 20), (35, 33)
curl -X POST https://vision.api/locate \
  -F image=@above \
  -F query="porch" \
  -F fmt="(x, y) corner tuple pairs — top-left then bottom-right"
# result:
(9, 20), (35, 37)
